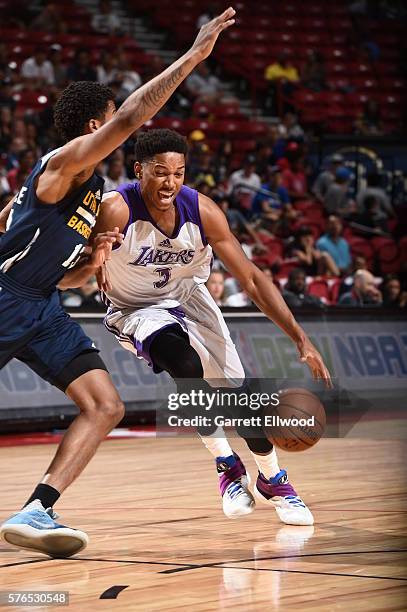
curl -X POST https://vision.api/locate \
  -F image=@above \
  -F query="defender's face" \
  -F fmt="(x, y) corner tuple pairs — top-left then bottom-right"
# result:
(138, 152), (186, 211)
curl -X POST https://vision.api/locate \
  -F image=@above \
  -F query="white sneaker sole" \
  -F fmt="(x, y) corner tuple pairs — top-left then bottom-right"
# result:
(0, 524), (89, 558)
(253, 486), (314, 526)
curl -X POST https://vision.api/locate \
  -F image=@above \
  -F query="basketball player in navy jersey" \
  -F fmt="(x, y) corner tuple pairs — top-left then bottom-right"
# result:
(69, 129), (332, 526)
(0, 8), (236, 558)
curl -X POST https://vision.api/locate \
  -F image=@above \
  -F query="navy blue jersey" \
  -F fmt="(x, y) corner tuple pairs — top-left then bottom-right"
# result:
(0, 148), (104, 296)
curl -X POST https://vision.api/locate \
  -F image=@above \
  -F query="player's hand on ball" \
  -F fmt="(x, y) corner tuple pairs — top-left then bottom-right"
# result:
(91, 227), (123, 268)
(191, 7), (236, 61)
(297, 337), (333, 388)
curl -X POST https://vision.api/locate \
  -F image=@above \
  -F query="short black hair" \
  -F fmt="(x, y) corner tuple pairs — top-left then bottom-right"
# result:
(53, 81), (114, 142)
(297, 226), (313, 238)
(135, 129), (188, 163)
(288, 267), (306, 281)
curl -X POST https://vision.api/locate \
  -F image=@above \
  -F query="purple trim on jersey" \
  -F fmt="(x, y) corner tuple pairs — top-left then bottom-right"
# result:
(175, 184), (208, 246)
(134, 307), (187, 373)
(135, 322), (185, 374)
(167, 306), (186, 320)
(111, 183), (135, 249)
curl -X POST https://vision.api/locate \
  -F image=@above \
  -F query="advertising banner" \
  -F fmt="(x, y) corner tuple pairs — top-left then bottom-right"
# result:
(0, 313), (405, 413)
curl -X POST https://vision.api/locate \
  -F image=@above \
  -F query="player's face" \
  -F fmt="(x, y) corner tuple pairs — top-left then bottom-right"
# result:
(139, 153), (186, 211)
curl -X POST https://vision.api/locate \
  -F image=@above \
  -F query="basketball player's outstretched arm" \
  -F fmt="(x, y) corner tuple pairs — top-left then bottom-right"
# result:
(199, 194), (333, 387)
(47, 8), (235, 177)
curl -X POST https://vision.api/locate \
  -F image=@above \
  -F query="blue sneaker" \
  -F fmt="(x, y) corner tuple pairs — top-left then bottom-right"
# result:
(0, 500), (88, 558)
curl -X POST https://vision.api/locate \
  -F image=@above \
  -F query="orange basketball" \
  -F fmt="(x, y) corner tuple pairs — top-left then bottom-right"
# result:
(263, 388), (326, 452)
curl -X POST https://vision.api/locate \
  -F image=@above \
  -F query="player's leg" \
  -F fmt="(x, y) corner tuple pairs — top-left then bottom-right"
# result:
(1, 304), (124, 557)
(105, 304), (254, 517)
(148, 326), (255, 519)
(38, 362), (124, 495)
(183, 285), (313, 525)
(1, 350), (124, 557)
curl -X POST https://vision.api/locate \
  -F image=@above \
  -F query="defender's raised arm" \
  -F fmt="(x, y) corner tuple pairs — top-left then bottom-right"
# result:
(50, 8), (236, 174)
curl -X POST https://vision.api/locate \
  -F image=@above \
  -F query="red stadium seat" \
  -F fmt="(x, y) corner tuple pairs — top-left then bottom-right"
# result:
(352, 77), (379, 92)
(206, 120), (242, 139)
(377, 93), (402, 108)
(182, 119), (211, 133)
(146, 117), (184, 132)
(328, 278), (342, 304)
(258, 236), (284, 258)
(301, 208), (325, 222)
(347, 62), (371, 76)
(293, 90), (320, 108)
(399, 236), (407, 261)
(308, 280), (330, 304)
(325, 117), (354, 133)
(12, 90), (49, 111)
(192, 102), (211, 117)
(371, 237), (400, 274)
(303, 223), (322, 239)
(211, 104), (244, 120)
(294, 200), (322, 213)
(370, 236), (398, 257)
(324, 48), (346, 61)
(347, 236), (374, 261)
(319, 92), (346, 106)
(326, 62), (347, 75)
(252, 251), (281, 268)
(277, 260), (301, 278)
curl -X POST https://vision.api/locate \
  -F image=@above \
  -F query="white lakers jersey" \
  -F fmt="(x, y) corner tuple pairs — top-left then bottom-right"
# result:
(103, 182), (212, 310)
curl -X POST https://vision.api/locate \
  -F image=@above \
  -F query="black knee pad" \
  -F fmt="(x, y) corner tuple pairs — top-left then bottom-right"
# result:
(150, 327), (204, 379)
(242, 436), (274, 454)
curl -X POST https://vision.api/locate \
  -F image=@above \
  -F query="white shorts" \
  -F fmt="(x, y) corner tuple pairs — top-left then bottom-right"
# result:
(104, 284), (245, 386)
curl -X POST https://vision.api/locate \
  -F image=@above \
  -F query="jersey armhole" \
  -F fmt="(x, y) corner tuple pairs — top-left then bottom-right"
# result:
(194, 191), (208, 247)
(110, 188), (133, 249)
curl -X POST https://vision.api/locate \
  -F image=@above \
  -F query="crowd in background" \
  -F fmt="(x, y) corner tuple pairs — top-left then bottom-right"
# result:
(0, 0), (405, 310)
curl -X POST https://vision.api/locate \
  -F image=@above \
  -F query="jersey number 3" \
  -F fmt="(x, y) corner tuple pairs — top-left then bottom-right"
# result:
(153, 267), (171, 288)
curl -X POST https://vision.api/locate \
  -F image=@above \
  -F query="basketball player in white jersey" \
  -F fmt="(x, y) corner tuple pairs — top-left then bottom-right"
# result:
(85, 129), (332, 526)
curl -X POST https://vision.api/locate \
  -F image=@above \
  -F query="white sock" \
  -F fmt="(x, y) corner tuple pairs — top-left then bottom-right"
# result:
(200, 428), (234, 459)
(251, 448), (280, 480)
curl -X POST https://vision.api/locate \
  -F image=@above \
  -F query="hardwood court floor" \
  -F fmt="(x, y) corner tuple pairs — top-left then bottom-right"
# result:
(0, 437), (406, 611)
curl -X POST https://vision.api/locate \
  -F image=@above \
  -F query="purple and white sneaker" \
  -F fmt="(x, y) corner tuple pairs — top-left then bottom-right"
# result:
(216, 454), (255, 519)
(254, 469), (314, 526)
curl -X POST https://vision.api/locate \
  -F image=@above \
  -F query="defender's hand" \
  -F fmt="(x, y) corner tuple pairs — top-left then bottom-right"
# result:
(90, 227), (123, 268)
(297, 337), (333, 388)
(96, 263), (112, 293)
(191, 7), (236, 61)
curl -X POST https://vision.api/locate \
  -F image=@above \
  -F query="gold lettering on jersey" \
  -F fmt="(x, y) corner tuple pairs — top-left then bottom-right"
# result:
(67, 214), (91, 239)
(83, 190), (99, 215)
(68, 215), (78, 227)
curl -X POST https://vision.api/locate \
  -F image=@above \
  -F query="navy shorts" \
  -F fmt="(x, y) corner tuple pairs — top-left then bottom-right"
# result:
(0, 287), (97, 389)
